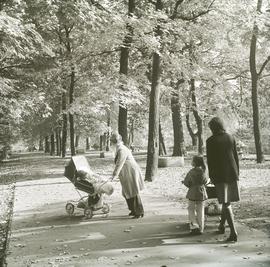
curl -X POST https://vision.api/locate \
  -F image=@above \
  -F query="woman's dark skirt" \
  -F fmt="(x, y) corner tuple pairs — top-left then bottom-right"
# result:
(215, 180), (240, 204)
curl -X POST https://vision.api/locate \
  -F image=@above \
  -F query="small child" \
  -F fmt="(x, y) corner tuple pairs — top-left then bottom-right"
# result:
(183, 155), (209, 235)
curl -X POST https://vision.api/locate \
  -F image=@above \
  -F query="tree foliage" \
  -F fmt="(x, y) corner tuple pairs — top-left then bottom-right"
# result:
(1, 0), (269, 162)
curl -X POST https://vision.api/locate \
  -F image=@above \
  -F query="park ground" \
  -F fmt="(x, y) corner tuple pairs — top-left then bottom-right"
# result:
(0, 151), (270, 266)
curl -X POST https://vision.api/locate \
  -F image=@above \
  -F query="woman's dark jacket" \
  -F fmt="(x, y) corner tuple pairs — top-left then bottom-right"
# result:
(206, 132), (239, 184)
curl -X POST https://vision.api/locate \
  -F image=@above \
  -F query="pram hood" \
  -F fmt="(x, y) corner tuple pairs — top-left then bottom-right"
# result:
(64, 155), (94, 183)
(64, 155), (114, 196)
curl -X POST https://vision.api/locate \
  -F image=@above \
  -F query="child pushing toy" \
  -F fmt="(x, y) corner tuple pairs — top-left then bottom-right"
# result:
(182, 155), (209, 235)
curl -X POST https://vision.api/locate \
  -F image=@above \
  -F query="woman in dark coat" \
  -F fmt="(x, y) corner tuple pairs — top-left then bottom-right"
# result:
(206, 117), (240, 242)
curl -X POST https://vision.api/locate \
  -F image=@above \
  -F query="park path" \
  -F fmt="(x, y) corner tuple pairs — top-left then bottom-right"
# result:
(6, 174), (270, 267)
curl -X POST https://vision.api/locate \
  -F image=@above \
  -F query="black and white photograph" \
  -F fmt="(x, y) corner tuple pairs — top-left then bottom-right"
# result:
(0, 0), (270, 266)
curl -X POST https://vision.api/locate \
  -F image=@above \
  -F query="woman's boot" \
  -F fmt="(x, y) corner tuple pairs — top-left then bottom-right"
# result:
(225, 205), (237, 242)
(217, 205), (226, 234)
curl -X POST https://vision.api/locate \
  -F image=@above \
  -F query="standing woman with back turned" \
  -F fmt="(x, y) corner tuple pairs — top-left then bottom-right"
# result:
(206, 117), (240, 242)
(110, 133), (144, 219)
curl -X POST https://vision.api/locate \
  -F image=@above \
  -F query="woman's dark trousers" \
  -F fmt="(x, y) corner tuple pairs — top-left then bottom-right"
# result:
(125, 195), (144, 216)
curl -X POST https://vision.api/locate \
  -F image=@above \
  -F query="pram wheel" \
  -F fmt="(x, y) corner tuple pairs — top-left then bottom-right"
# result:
(66, 203), (75, 216)
(102, 203), (110, 214)
(84, 207), (93, 219)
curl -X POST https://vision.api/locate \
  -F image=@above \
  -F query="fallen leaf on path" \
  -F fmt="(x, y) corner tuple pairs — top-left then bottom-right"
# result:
(14, 243), (26, 248)
(98, 256), (108, 261)
(55, 257), (65, 261)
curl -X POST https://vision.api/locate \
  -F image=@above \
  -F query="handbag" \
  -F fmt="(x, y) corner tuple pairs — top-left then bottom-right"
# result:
(206, 183), (217, 199)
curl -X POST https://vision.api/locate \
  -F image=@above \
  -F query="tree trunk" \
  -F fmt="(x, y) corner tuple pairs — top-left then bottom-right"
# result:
(38, 137), (44, 151)
(190, 79), (203, 155)
(171, 83), (185, 156)
(249, 0), (264, 163)
(118, 105), (128, 145)
(75, 135), (80, 148)
(145, 0), (162, 182)
(145, 51), (161, 181)
(118, 0), (135, 145)
(1, 146), (9, 161)
(50, 133), (55, 156)
(56, 131), (59, 156)
(106, 133), (110, 151)
(159, 120), (167, 156)
(56, 129), (61, 156)
(86, 137), (90, 150)
(61, 92), (67, 158)
(103, 132), (107, 149)
(129, 119), (134, 147)
(45, 136), (50, 153)
(69, 68), (76, 156)
(106, 112), (111, 151)
(186, 113), (198, 147)
(59, 131), (62, 155)
(99, 135), (103, 151)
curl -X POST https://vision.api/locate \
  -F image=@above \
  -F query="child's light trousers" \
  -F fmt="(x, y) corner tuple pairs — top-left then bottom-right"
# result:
(188, 200), (205, 232)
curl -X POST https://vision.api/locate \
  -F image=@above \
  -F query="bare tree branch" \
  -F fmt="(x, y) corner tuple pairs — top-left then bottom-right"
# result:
(149, 0), (157, 5)
(75, 48), (120, 64)
(87, 48), (121, 57)
(176, 0), (215, 21)
(0, 63), (32, 71)
(258, 55), (270, 77)
(225, 70), (249, 80)
(170, 0), (185, 20)
(64, 25), (73, 53)
(261, 73), (270, 79)
(90, 0), (111, 13)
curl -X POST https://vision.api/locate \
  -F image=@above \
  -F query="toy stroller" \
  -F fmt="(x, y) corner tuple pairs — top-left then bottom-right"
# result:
(64, 156), (114, 219)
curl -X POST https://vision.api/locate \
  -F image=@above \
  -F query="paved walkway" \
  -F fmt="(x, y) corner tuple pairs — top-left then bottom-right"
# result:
(6, 177), (270, 267)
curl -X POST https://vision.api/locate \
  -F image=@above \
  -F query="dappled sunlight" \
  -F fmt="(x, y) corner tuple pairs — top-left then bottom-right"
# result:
(2, 152), (270, 267)
(63, 233), (106, 244)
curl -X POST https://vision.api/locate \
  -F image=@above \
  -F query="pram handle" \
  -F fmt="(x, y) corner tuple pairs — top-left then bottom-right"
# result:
(95, 178), (115, 191)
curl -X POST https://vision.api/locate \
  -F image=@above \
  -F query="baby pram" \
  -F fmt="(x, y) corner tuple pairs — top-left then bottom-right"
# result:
(205, 183), (221, 216)
(64, 155), (114, 219)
